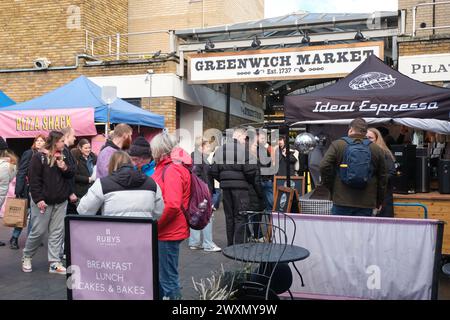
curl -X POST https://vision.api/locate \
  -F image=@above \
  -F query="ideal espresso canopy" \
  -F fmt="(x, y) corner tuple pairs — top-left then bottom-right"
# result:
(285, 55), (450, 125)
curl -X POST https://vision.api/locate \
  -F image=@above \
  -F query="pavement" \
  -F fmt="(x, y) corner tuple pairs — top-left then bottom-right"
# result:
(0, 209), (233, 300)
(0, 208), (449, 300)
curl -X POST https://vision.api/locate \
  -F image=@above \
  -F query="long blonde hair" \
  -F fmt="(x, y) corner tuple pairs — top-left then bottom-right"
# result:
(108, 150), (132, 175)
(368, 128), (395, 160)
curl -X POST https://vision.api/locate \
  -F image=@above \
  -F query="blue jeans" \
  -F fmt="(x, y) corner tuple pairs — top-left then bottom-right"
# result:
(158, 240), (182, 299)
(331, 205), (373, 217)
(189, 214), (216, 249)
(212, 189), (221, 210)
(261, 180), (273, 212)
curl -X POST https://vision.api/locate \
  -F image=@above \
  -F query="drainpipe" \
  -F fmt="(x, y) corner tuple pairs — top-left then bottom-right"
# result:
(225, 83), (231, 129)
(0, 54), (92, 73)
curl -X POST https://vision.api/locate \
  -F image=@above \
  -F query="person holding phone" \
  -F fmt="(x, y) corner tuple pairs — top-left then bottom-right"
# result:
(21, 131), (74, 274)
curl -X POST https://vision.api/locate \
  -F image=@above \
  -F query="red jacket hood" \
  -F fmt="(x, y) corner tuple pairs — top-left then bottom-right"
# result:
(158, 147), (192, 167)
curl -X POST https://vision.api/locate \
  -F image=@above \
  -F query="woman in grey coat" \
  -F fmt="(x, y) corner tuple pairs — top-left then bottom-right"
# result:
(77, 150), (164, 219)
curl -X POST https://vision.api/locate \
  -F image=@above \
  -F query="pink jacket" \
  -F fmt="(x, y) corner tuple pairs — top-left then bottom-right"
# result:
(0, 177), (16, 217)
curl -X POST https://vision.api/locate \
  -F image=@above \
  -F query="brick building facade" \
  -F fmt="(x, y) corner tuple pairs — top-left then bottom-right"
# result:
(398, 0), (450, 86)
(0, 1), (264, 135)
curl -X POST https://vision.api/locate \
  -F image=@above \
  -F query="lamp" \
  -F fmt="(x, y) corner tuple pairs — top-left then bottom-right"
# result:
(301, 32), (310, 44)
(152, 50), (161, 59)
(101, 86), (117, 137)
(354, 30), (366, 41)
(251, 35), (261, 48)
(145, 69), (154, 109)
(205, 39), (215, 51)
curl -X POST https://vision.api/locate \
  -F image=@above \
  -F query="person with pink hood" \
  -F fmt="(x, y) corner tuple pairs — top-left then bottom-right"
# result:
(150, 133), (191, 300)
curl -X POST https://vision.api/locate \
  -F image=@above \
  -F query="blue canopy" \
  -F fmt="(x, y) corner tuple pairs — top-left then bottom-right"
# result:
(1, 75), (164, 128)
(0, 90), (15, 107)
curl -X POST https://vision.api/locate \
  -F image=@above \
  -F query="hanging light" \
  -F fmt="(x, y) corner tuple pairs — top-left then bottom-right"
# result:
(251, 35), (261, 48)
(301, 31), (310, 44)
(205, 39), (215, 51)
(354, 30), (366, 41)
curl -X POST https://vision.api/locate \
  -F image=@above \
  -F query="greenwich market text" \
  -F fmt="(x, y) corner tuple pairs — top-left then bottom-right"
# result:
(194, 49), (375, 71)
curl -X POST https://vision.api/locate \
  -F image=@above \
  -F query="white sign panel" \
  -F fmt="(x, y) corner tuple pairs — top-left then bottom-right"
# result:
(399, 53), (450, 82)
(278, 214), (442, 300)
(188, 42), (384, 84)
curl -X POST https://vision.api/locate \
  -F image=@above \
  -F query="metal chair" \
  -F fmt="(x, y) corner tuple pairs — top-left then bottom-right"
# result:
(228, 222), (289, 300)
(246, 211), (305, 290)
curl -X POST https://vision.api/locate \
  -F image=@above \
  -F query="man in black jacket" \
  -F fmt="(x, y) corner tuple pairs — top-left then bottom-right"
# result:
(276, 136), (297, 176)
(210, 128), (260, 246)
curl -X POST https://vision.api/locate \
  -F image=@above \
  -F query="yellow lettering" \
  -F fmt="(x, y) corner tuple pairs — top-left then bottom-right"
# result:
(54, 116), (60, 130)
(42, 117), (48, 130)
(16, 118), (21, 131)
(25, 117), (30, 131)
(34, 117), (40, 130)
(66, 116), (72, 128)
(48, 116), (54, 130)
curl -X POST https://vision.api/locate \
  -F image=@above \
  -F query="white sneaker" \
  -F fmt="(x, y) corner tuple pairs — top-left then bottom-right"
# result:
(22, 257), (32, 273)
(204, 245), (221, 252)
(189, 245), (203, 250)
(49, 262), (66, 275)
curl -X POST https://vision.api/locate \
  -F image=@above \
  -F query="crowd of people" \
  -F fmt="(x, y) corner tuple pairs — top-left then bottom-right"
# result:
(0, 118), (405, 299)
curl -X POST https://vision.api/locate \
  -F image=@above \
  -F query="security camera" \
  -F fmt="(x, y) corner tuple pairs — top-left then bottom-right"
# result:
(34, 58), (51, 69)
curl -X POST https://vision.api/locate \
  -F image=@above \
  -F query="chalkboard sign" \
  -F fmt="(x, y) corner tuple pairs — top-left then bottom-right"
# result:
(273, 186), (294, 213)
(273, 176), (306, 199)
(65, 215), (158, 300)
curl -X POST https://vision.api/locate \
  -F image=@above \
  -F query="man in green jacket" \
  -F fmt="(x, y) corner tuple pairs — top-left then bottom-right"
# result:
(320, 118), (388, 217)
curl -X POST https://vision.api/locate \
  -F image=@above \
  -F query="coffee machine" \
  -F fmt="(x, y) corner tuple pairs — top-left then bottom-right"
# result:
(391, 144), (416, 194)
(415, 148), (430, 193)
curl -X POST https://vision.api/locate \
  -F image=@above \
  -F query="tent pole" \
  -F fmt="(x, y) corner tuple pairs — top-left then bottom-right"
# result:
(285, 125), (290, 189)
(105, 104), (110, 137)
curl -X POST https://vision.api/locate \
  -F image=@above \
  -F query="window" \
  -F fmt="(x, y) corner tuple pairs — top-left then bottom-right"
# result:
(123, 98), (141, 107)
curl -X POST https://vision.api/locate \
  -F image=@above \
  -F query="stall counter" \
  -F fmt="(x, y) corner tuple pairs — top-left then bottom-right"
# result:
(394, 192), (449, 255)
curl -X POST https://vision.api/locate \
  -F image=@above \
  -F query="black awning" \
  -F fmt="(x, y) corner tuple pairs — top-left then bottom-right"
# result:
(285, 55), (450, 123)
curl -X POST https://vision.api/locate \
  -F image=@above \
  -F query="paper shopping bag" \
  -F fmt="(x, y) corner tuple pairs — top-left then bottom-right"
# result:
(2, 198), (28, 228)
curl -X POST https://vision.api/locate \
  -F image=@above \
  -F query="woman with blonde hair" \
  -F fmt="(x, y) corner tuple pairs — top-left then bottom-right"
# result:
(367, 127), (396, 217)
(77, 150), (164, 218)
(9, 134), (46, 249)
(22, 131), (74, 274)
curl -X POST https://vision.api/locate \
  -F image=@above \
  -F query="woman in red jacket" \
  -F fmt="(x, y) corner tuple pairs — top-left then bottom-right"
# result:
(150, 133), (191, 300)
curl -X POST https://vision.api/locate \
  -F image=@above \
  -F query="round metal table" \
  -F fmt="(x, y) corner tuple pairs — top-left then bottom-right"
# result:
(222, 243), (310, 263)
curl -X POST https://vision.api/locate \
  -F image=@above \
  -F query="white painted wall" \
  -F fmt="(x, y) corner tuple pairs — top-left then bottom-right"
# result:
(178, 104), (203, 154)
(89, 74), (264, 122)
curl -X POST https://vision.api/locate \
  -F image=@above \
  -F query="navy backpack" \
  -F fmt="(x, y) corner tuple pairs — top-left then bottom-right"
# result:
(339, 137), (373, 188)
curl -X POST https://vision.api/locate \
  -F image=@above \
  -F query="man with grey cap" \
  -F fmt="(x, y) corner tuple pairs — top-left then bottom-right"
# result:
(128, 136), (155, 176)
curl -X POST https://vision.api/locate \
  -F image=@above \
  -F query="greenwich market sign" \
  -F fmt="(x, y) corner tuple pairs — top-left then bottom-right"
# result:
(399, 53), (450, 82)
(188, 42), (384, 84)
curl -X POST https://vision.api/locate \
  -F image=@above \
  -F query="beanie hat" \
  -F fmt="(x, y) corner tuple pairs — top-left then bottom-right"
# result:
(128, 136), (151, 158)
(0, 137), (8, 150)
